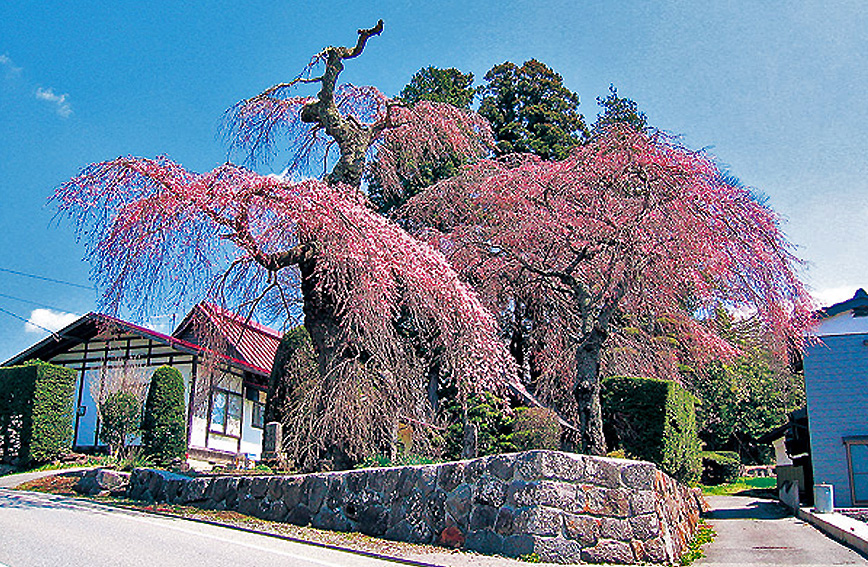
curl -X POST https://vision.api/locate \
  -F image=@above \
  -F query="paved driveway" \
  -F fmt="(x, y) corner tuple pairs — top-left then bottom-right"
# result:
(699, 495), (868, 566)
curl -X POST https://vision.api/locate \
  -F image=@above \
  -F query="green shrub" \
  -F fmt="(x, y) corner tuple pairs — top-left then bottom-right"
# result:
(356, 453), (440, 469)
(98, 391), (142, 457)
(141, 366), (186, 465)
(441, 390), (516, 460)
(266, 326), (318, 428)
(0, 360), (76, 466)
(701, 450), (742, 485)
(602, 376), (701, 483)
(509, 406), (561, 451)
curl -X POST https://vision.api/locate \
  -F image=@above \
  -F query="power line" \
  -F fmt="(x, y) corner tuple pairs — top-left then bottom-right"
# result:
(0, 305), (61, 340)
(0, 292), (79, 314)
(0, 267), (93, 290)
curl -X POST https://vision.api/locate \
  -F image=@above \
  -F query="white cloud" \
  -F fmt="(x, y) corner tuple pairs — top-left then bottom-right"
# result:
(35, 87), (72, 118)
(0, 54), (22, 77)
(810, 286), (861, 309)
(25, 309), (79, 334)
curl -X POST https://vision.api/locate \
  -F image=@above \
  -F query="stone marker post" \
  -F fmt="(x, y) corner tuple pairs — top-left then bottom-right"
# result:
(262, 421), (283, 462)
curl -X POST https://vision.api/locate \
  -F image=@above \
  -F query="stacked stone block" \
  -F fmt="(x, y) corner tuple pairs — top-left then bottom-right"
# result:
(128, 450), (703, 564)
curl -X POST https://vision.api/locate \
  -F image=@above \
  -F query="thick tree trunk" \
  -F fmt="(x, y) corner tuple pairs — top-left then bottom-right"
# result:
(297, 254), (343, 377)
(573, 327), (607, 455)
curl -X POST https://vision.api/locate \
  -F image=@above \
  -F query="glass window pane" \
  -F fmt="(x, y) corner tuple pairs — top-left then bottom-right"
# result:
(852, 444), (868, 503)
(852, 444), (868, 474)
(227, 394), (242, 437)
(211, 392), (226, 431)
(855, 473), (868, 504)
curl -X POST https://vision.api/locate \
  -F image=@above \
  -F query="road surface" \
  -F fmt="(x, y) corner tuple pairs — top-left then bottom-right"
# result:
(0, 489), (414, 567)
(699, 495), (868, 566)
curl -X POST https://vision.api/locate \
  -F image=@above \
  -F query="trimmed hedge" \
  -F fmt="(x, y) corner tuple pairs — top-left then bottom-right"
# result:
(0, 360), (76, 465)
(265, 326), (318, 427)
(701, 450), (742, 485)
(602, 375), (702, 483)
(141, 366), (187, 465)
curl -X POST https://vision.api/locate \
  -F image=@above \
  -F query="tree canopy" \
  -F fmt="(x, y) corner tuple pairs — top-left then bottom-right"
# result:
(400, 66), (476, 109)
(403, 125), (813, 454)
(478, 59), (589, 160)
(56, 22), (508, 469)
(593, 84), (649, 135)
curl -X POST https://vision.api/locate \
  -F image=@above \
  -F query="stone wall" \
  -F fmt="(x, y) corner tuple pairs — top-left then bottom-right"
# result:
(128, 451), (704, 564)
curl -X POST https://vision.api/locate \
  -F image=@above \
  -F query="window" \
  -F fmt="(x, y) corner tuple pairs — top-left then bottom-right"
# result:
(210, 389), (242, 437)
(845, 437), (868, 504)
(251, 402), (265, 429)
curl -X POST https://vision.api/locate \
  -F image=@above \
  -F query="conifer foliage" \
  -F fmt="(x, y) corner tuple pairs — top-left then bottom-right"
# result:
(141, 366), (187, 465)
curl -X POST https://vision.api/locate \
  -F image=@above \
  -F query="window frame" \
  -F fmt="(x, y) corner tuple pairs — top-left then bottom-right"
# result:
(209, 388), (243, 439)
(844, 436), (868, 505)
(251, 401), (265, 430)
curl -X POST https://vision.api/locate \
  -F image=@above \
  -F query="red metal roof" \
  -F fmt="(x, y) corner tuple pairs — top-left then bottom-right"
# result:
(172, 303), (282, 375)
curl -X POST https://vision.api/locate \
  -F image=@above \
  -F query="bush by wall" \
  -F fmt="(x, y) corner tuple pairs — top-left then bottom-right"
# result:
(602, 376), (702, 483)
(98, 390), (142, 457)
(441, 390), (516, 459)
(141, 365), (186, 465)
(0, 360), (76, 466)
(701, 450), (742, 485)
(509, 406), (561, 451)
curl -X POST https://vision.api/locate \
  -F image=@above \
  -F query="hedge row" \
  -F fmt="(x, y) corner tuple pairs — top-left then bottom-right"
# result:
(0, 360), (76, 465)
(602, 375), (702, 483)
(701, 450), (742, 485)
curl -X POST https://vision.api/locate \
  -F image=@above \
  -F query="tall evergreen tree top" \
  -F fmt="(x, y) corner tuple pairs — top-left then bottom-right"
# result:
(478, 59), (588, 160)
(593, 84), (649, 135)
(400, 66), (476, 109)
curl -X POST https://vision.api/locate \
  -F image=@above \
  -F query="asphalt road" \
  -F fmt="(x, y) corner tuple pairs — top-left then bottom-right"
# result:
(0, 489), (411, 567)
(699, 495), (868, 566)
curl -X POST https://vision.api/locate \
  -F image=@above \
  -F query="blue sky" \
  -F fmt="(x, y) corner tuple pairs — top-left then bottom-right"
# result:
(1, 1), (866, 362)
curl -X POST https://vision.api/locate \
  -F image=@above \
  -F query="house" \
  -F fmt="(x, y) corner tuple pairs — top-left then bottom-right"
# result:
(2, 303), (282, 463)
(802, 288), (868, 506)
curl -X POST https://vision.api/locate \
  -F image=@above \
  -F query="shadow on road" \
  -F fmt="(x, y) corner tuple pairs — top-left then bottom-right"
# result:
(706, 499), (790, 520)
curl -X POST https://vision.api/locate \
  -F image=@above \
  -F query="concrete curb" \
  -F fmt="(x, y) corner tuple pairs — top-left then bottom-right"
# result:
(798, 507), (868, 557)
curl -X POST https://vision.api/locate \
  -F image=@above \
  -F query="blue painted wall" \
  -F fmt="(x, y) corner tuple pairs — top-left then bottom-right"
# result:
(804, 333), (868, 506)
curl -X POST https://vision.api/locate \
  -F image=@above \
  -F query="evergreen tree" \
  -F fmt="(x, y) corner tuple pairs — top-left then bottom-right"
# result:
(400, 66), (475, 108)
(593, 84), (649, 135)
(478, 59), (588, 160)
(141, 366), (186, 465)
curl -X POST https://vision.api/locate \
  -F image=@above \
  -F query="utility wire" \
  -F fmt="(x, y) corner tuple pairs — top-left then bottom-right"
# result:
(0, 305), (61, 340)
(0, 291), (79, 314)
(0, 266), (93, 290)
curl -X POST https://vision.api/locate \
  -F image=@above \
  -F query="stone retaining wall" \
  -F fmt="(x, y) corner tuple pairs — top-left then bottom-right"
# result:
(128, 451), (703, 564)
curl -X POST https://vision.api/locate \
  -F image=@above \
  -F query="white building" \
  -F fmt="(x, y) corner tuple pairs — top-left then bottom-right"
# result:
(2, 303), (281, 463)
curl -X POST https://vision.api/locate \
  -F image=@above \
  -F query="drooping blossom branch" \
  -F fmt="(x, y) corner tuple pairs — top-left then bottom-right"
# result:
(55, 157), (511, 395)
(404, 125), (814, 453)
(223, 20), (493, 193)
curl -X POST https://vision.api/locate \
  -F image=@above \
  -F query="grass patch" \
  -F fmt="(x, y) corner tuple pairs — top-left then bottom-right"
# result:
(701, 476), (775, 496)
(680, 523), (716, 565)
